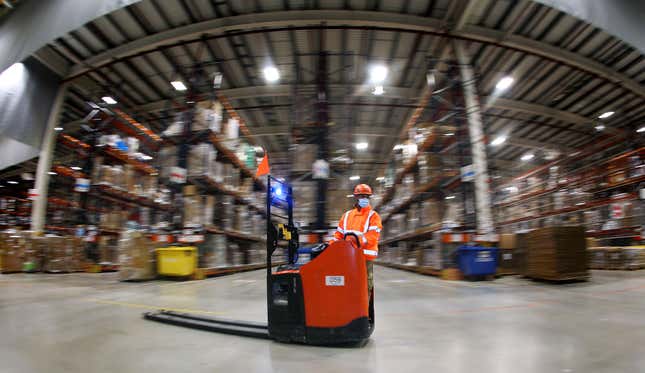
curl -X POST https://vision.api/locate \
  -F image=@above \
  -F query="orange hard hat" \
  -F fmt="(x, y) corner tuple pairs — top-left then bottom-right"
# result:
(353, 184), (373, 196)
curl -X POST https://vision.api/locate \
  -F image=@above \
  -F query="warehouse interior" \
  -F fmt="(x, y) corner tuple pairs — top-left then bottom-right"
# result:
(1, 0), (644, 371)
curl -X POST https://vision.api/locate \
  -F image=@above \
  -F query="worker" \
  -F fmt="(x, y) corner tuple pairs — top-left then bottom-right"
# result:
(330, 183), (382, 297)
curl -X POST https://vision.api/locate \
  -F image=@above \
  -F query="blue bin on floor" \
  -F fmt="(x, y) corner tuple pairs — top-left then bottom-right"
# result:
(457, 246), (498, 276)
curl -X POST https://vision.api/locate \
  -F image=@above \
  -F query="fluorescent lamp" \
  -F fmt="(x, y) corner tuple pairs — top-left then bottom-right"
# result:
(171, 81), (187, 91)
(445, 195), (456, 200)
(349, 175), (361, 181)
(70, 166), (82, 171)
(48, 172), (57, 175)
(355, 142), (368, 150)
(376, 176), (385, 181)
(491, 136), (507, 146)
(54, 127), (63, 131)
(346, 194), (354, 198)
(372, 85), (384, 95)
(521, 153), (534, 161)
(595, 124), (605, 131)
(495, 76), (514, 91)
(598, 111), (614, 119)
(7, 181), (18, 184)
(102, 96), (117, 105)
(505, 186), (518, 193)
(637, 126), (645, 133)
(369, 65), (388, 84)
(445, 132), (455, 136)
(263, 66), (280, 83)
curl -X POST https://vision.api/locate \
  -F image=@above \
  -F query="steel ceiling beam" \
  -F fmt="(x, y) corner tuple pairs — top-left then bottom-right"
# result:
(486, 97), (591, 125)
(61, 10), (645, 100)
(65, 83), (597, 130)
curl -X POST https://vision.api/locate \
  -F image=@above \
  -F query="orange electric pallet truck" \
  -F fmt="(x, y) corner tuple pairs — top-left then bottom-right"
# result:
(144, 176), (374, 345)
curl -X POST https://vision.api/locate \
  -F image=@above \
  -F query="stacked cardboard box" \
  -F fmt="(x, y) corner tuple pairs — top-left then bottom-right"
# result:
(187, 143), (217, 177)
(526, 226), (589, 281)
(201, 234), (229, 268)
(605, 247), (624, 270)
(416, 239), (440, 269)
(623, 247), (645, 269)
(514, 232), (530, 276)
(118, 231), (156, 281)
(292, 144), (318, 172)
(496, 233), (517, 275)
(588, 247), (606, 269)
(420, 199), (442, 227)
(0, 230), (27, 272)
(99, 235), (119, 264)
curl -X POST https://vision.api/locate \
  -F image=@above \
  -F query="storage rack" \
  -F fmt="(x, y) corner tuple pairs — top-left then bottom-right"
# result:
(493, 143), (644, 245)
(158, 90), (271, 276)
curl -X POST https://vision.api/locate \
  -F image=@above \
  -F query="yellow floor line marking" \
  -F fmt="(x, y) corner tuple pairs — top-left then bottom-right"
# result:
(87, 298), (226, 316)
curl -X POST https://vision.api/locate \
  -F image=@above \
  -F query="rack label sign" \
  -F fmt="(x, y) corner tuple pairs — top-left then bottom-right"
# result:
(325, 276), (345, 286)
(170, 167), (187, 184)
(461, 164), (475, 182)
(75, 178), (90, 192)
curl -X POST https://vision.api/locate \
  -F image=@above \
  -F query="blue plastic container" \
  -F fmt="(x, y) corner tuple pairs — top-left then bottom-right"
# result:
(457, 245), (498, 276)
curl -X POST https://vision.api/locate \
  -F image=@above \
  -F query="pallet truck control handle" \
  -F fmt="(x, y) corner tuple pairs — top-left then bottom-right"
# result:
(343, 232), (362, 249)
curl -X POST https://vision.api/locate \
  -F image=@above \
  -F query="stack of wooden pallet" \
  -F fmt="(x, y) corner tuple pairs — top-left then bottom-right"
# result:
(526, 226), (589, 281)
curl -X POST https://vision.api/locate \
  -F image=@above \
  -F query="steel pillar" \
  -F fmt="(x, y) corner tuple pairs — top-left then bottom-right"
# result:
(314, 40), (329, 232)
(30, 82), (69, 234)
(453, 41), (494, 237)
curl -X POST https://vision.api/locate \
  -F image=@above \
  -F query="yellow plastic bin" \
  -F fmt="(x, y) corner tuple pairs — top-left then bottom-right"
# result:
(156, 246), (197, 277)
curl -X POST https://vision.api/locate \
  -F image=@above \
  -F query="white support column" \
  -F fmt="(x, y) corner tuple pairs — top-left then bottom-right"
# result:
(30, 83), (69, 235)
(453, 41), (495, 238)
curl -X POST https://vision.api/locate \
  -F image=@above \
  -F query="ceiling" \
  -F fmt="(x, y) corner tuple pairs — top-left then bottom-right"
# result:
(24, 0), (645, 183)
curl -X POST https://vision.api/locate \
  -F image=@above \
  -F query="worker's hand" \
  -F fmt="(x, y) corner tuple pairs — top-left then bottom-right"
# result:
(311, 243), (328, 253)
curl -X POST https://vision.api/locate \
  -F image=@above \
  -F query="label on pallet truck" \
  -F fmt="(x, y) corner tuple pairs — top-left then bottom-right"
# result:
(325, 275), (345, 286)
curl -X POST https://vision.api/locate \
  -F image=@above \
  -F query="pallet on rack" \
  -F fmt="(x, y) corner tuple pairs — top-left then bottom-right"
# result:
(86, 263), (119, 273)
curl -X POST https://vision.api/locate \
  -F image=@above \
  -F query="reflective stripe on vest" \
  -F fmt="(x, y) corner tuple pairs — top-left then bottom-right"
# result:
(342, 211), (350, 231)
(363, 249), (378, 256)
(363, 210), (375, 233)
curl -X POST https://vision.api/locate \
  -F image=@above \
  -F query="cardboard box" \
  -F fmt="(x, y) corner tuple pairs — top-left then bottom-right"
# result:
(119, 231), (156, 281)
(183, 185), (197, 196)
(526, 226), (589, 280)
(499, 234), (517, 249)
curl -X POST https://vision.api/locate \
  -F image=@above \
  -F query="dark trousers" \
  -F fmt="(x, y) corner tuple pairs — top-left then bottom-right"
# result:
(366, 260), (374, 295)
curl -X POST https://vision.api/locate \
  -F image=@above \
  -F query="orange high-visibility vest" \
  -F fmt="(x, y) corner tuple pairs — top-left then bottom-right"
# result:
(332, 205), (382, 260)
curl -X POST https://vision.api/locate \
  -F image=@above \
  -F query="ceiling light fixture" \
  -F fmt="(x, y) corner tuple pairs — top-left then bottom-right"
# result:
(7, 181), (18, 184)
(355, 142), (368, 150)
(48, 172), (57, 175)
(637, 126), (645, 133)
(376, 176), (385, 181)
(171, 81), (187, 91)
(372, 85), (384, 95)
(598, 111), (614, 119)
(369, 64), (388, 84)
(495, 76), (514, 91)
(262, 66), (280, 83)
(70, 166), (82, 171)
(595, 124), (605, 131)
(445, 132), (455, 136)
(349, 175), (361, 181)
(491, 136), (507, 146)
(445, 195), (456, 200)
(54, 127), (63, 131)
(102, 96), (117, 105)
(521, 153), (534, 161)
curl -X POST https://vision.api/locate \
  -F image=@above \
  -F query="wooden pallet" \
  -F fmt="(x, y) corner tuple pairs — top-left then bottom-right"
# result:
(86, 264), (119, 273)
(526, 273), (590, 283)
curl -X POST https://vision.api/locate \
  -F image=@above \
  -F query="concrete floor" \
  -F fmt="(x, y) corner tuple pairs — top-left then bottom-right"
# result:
(1, 268), (644, 373)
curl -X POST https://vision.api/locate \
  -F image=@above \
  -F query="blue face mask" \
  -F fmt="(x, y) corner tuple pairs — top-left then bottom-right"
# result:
(357, 198), (369, 208)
